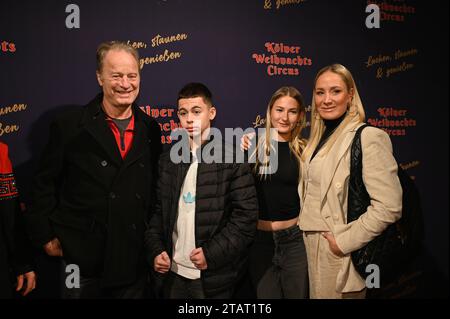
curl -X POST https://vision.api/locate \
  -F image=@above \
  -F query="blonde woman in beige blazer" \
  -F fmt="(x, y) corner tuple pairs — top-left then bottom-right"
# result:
(298, 64), (402, 299)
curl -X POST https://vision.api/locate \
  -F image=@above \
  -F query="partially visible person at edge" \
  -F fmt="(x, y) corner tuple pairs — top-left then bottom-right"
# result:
(25, 41), (161, 298)
(0, 142), (36, 298)
(146, 82), (258, 299)
(298, 64), (402, 299)
(242, 87), (309, 298)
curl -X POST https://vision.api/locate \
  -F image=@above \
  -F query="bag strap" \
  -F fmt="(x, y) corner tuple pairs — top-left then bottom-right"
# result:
(347, 124), (371, 223)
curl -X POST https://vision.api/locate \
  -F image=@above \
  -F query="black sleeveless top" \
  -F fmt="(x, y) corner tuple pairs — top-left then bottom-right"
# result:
(254, 141), (300, 221)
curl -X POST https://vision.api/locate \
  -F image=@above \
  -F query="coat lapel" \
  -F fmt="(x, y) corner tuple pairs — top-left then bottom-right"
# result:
(80, 95), (122, 166)
(123, 108), (146, 167)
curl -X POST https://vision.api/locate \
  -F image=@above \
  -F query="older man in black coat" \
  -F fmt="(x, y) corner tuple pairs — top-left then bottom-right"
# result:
(26, 41), (161, 298)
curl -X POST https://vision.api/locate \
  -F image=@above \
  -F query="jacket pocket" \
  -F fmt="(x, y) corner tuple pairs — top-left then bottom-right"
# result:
(50, 212), (105, 276)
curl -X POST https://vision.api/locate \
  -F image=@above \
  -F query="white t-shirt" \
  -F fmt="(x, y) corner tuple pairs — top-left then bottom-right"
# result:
(171, 156), (201, 279)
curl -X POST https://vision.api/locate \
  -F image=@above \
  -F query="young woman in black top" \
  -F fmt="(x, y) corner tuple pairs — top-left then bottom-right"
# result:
(245, 87), (308, 298)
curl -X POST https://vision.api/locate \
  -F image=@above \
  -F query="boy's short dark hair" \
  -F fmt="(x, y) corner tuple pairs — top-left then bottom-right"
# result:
(177, 83), (213, 106)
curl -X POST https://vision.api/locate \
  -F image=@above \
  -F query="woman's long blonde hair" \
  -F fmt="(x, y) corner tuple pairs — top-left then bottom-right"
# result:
(302, 64), (366, 162)
(252, 86), (307, 178)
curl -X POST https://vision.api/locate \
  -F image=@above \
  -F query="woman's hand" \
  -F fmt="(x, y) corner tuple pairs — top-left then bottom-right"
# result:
(322, 232), (344, 257)
(240, 132), (256, 151)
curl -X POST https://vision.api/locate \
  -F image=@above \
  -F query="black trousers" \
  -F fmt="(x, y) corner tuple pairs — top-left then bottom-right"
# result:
(61, 262), (148, 299)
(249, 224), (309, 299)
(164, 271), (233, 299)
(164, 271), (205, 299)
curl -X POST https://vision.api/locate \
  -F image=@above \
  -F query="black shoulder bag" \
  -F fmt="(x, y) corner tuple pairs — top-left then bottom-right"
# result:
(347, 124), (423, 283)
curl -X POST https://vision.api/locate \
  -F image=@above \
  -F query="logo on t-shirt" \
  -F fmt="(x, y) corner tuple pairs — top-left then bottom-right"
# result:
(182, 192), (195, 204)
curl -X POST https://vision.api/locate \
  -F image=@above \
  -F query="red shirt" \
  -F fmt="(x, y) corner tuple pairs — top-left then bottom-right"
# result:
(105, 115), (135, 159)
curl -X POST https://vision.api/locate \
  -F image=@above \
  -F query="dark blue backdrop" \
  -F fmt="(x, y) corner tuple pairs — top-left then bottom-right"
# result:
(1, 0), (448, 298)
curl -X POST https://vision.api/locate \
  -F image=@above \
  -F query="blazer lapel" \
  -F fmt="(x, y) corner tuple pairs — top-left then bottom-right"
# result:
(319, 121), (362, 205)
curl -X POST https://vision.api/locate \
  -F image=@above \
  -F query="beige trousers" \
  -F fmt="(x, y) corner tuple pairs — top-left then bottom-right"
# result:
(303, 231), (366, 299)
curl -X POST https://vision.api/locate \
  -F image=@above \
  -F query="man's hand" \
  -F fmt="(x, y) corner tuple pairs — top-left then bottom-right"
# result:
(16, 271), (36, 296)
(322, 232), (344, 257)
(43, 238), (63, 257)
(154, 251), (171, 274)
(190, 247), (208, 270)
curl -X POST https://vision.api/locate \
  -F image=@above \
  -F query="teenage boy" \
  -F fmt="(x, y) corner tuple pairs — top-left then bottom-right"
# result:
(145, 83), (258, 298)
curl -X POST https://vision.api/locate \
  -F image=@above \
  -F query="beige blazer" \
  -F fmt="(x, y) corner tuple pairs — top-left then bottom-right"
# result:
(299, 120), (402, 293)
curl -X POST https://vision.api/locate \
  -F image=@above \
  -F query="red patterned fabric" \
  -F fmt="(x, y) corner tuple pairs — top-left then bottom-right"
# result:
(0, 142), (19, 200)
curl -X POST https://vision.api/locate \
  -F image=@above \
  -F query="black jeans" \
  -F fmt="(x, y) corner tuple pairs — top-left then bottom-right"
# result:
(249, 224), (309, 299)
(164, 271), (205, 299)
(164, 271), (233, 299)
